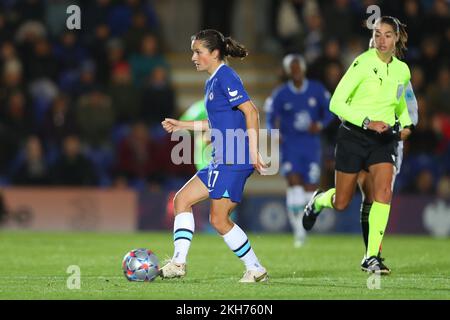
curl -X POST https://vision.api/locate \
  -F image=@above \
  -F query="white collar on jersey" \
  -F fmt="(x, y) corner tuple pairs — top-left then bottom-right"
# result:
(208, 63), (226, 81)
(288, 79), (309, 94)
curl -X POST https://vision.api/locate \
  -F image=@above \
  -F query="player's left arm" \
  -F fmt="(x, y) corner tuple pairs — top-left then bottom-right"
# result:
(237, 100), (267, 174)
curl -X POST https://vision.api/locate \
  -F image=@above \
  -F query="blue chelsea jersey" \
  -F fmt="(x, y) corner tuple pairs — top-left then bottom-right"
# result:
(204, 64), (253, 170)
(265, 79), (334, 144)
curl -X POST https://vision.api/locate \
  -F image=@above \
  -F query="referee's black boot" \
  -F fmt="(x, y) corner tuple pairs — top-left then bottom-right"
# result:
(361, 256), (381, 274)
(302, 189), (323, 231)
(377, 255), (392, 275)
(361, 255), (391, 275)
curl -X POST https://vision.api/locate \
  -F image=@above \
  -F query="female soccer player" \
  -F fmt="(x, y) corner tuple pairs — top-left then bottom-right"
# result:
(302, 16), (414, 272)
(265, 54), (333, 247)
(160, 29), (268, 283)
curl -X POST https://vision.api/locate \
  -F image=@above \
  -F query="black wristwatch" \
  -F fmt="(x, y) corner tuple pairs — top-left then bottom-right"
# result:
(362, 117), (371, 130)
(403, 124), (415, 132)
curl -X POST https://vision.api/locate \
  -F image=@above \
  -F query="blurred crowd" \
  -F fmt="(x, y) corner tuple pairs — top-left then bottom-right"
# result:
(0, 0), (449, 196)
(0, 0), (195, 191)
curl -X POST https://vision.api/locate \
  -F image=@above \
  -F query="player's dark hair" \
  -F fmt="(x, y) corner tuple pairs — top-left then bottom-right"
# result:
(375, 16), (408, 59)
(191, 29), (248, 61)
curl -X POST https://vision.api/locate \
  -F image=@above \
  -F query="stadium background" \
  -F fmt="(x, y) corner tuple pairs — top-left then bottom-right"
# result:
(0, 0), (449, 237)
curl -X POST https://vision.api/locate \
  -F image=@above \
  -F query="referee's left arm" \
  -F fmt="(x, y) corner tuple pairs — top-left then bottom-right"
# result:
(396, 88), (413, 128)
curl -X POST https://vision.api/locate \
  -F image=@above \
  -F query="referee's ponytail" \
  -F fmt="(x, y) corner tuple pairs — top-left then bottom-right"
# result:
(395, 20), (408, 59)
(191, 29), (248, 61)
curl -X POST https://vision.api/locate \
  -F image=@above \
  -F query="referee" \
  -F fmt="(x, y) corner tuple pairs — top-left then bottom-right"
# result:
(302, 16), (414, 272)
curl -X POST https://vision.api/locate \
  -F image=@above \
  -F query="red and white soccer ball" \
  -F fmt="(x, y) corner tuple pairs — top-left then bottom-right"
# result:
(122, 248), (160, 282)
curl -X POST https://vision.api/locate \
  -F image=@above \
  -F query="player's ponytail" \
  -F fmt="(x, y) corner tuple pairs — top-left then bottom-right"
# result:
(192, 29), (248, 61)
(224, 37), (248, 59)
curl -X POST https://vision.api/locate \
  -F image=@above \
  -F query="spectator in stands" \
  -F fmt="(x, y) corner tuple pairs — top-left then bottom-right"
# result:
(303, 11), (324, 64)
(41, 94), (78, 148)
(25, 38), (58, 81)
(129, 33), (168, 87)
(107, 0), (159, 37)
(53, 31), (87, 79)
(50, 135), (97, 186)
(114, 121), (163, 187)
(2, 91), (34, 145)
(76, 87), (115, 149)
(108, 62), (141, 124)
(407, 96), (440, 156)
(308, 38), (342, 81)
(405, 169), (436, 194)
(11, 135), (50, 186)
(428, 66), (450, 115)
(417, 36), (442, 84)
(87, 23), (111, 84)
(123, 12), (150, 54)
(72, 60), (99, 98)
(81, 0), (112, 40)
(105, 38), (127, 80)
(322, 0), (354, 43)
(400, 0), (424, 56)
(201, 0), (235, 37)
(141, 66), (175, 128)
(410, 65), (427, 96)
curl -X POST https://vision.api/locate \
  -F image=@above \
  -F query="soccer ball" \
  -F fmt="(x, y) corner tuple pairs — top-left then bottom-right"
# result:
(122, 248), (160, 282)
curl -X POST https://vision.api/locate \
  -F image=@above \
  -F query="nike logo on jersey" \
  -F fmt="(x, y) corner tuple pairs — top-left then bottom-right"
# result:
(228, 88), (238, 97)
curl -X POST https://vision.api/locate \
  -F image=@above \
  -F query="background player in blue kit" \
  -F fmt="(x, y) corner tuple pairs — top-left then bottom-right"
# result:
(161, 29), (269, 283)
(265, 54), (334, 247)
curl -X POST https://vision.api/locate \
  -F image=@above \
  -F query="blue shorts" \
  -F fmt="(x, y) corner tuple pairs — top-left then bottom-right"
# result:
(197, 164), (254, 203)
(281, 145), (321, 184)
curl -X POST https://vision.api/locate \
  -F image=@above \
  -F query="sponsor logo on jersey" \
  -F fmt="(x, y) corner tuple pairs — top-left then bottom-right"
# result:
(228, 87), (238, 97)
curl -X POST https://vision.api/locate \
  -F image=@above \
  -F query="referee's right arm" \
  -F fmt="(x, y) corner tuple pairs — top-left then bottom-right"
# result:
(329, 58), (365, 125)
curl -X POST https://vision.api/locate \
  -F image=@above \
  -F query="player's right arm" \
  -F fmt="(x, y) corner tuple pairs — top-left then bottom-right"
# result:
(161, 118), (209, 132)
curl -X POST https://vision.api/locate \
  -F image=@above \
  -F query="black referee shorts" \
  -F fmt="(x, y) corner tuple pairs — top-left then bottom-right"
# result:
(335, 122), (399, 173)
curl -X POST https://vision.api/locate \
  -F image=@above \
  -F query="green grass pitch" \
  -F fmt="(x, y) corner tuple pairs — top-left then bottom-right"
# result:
(0, 231), (448, 300)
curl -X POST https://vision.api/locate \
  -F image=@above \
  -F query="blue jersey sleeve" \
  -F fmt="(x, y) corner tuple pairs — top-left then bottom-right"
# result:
(218, 67), (250, 108)
(317, 83), (334, 128)
(264, 88), (282, 131)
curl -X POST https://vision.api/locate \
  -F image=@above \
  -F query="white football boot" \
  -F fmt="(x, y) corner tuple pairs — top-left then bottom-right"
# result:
(160, 261), (186, 279)
(239, 268), (269, 283)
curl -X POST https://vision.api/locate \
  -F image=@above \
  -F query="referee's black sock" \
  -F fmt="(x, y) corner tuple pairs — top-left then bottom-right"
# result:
(360, 202), (372, 253)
